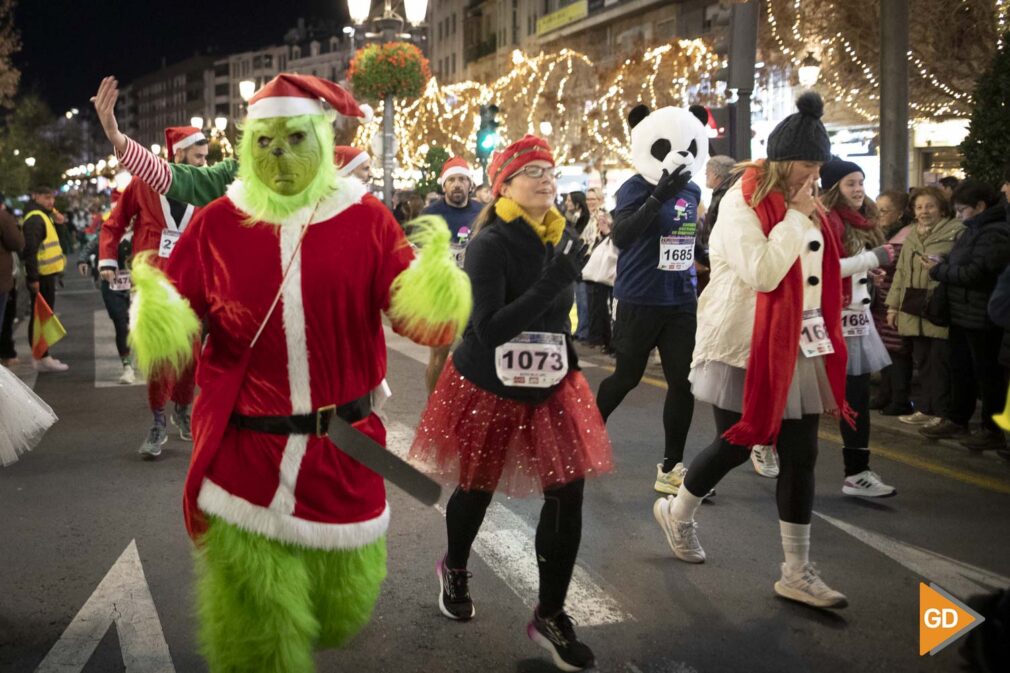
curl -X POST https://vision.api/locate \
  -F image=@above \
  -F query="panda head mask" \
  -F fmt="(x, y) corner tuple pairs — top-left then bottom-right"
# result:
(628, 104), (710, 186)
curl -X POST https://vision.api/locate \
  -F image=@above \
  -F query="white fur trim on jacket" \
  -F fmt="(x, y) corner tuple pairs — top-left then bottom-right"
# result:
(692, 180), (818, 369)
(225, 175), (368, 227)
(199, 479), (390, 549)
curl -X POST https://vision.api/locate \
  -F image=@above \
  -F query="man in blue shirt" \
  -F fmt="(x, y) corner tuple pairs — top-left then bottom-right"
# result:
(421, 156), (485, 244)
(421, 156), (484, 393)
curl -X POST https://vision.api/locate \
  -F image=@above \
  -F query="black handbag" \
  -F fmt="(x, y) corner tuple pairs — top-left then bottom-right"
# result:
(899, 287), (928, 316)
(924, 283), (950, 327)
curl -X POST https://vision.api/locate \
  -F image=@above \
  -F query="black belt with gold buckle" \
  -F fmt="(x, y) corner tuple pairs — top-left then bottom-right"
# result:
(230, 394), (371, 437)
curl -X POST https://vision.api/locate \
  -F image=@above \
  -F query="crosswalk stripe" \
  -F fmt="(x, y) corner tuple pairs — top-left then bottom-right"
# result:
(385, 421), (631, 626)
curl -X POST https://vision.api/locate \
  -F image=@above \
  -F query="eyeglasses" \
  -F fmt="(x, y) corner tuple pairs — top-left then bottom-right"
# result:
(510, 165), (554, 180)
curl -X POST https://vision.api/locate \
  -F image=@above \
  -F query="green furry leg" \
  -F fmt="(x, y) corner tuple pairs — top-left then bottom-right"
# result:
(306, 534), (387, 648)
(196, 517), (388, 673)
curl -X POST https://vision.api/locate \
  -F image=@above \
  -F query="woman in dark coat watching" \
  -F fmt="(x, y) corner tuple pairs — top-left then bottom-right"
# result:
(926, 180), (1010, 450)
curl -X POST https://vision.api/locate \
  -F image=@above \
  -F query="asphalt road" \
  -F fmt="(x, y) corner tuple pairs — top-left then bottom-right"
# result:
(2, 273), (1009, 673)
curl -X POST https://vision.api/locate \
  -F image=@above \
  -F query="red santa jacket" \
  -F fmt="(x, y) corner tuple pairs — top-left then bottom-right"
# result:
(166, 176), (414, 549)
(99, 176), (196, 270)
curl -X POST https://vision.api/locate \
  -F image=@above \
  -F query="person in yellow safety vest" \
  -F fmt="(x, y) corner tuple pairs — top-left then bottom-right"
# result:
(22, 185), (69, 372)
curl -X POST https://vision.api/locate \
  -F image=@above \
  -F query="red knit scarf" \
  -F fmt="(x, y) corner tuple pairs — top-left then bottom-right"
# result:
(722, 165), (855, 447)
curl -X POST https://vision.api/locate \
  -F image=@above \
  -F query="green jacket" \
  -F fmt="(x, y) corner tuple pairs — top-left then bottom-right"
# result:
(885, 216), (964, 339)
(167, 159), (239, 206)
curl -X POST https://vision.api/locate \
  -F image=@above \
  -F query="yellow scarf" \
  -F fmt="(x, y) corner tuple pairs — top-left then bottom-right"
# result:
(495, 197), (566, 245)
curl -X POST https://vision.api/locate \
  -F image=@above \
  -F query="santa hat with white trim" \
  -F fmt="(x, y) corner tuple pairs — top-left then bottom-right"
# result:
(247, 73), (374, 122)
(164, 126), (206, 158)
(334, 146), (369, 177)
(438, 156), (472, 187)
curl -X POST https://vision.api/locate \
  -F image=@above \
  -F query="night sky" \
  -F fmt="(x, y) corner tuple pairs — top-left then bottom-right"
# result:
(15, 0), (350, 112)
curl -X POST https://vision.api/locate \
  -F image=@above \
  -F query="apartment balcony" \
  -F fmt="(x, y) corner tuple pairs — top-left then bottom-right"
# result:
(464, 34), (497, 64)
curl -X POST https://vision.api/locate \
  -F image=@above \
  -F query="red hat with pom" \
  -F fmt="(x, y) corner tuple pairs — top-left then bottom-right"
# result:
(333, 146), (369, 177)
(487, 135), (554, 197)
(247, 73), (374, 122)
(164, 126), (205, 158)
(438, 156), (472, 186)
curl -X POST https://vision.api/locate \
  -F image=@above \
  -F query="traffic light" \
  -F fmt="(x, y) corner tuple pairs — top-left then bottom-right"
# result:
(476, 104), (501, 162)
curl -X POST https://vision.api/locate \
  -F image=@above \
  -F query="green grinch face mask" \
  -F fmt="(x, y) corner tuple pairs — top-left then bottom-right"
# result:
(236, 113), (337, 224)
(249, 116), (322, 196)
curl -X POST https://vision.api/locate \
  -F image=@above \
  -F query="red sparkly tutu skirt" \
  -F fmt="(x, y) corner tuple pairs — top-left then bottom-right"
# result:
(409, 358), (614, 496)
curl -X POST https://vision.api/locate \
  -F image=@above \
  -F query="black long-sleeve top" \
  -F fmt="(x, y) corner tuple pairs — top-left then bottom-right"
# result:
(451, 214), (582, 403)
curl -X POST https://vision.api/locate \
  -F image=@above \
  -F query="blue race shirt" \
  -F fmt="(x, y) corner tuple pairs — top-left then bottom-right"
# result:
(613, 174), (700, 307)
(421, 198), (485, 243)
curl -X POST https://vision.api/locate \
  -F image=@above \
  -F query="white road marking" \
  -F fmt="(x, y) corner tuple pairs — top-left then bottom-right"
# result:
(94, 310), (144, 388)
(35, 540), (175, 673)
(386, 421), (631, 626)
(815, 512), (1010, 599)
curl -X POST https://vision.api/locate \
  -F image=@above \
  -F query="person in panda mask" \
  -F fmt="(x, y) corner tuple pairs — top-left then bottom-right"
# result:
(596, 104), (710, 496)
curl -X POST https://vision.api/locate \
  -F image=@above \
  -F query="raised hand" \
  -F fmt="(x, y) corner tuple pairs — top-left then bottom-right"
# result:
(91, 76), (127, 154)
(788, 174), (818, 217)
(652, 164), (692, 204)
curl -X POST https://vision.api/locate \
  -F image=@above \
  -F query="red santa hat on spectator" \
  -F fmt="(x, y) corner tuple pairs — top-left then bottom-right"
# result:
(247, 73), (374, 122)
(438, 156), (472, 187)
(333, 146), (369, 177)
(164, 126), (206, 158)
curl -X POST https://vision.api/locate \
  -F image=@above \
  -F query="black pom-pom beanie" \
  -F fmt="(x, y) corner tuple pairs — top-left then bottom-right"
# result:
(766, 92), (832, 163)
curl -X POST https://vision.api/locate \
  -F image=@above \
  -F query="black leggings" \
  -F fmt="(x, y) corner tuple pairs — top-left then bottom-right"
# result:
(841, 373), (871, 476)
(597, 304), (695, 469)
(683, 407), (819, 524)
(100, 281), (131, 358)
(445, 479), (584, 615)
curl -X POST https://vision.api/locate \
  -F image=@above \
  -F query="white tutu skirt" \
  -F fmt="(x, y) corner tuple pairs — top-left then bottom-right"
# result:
(690, 355), (836, 419)
(845, 324), (892, 376)
(0, 365), (58, 466)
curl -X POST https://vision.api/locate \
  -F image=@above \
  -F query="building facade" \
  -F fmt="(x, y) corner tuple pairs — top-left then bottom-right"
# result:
(126, 55), (215, 150)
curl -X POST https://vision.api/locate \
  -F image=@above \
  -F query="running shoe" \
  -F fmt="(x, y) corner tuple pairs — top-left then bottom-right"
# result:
(527, 607), (595, 672)
(436, 555), (475, 620)
(842, 470), (897, 498)
(897, 411), (938, 425)
(171, 404), (192, 441)
(654, 462), (687, 495)
(653, 496), (705, 563)
(138, 421), (168, 459)
(774, 562), (848, 608)
(34, 356), (69, 372)
(118, 364), (135, 385)
(751, 445), (780, 478)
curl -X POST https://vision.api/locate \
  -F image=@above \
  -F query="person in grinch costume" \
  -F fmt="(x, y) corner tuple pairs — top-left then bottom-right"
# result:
(92, 74), (471, 673)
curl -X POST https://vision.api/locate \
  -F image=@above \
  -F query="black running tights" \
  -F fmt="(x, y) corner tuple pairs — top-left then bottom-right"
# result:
(445, 479), (585, 615)
(682, 407), (820, 524)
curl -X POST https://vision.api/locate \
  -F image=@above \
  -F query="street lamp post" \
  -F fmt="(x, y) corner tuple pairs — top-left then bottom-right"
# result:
(346, 0), (428, 207)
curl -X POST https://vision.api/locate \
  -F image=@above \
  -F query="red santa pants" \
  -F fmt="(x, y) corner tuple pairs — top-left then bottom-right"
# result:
(147, 341), (199, 412)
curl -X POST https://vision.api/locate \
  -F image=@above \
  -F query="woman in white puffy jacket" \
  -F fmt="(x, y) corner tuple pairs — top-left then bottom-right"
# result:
(653, 93), (854, 610)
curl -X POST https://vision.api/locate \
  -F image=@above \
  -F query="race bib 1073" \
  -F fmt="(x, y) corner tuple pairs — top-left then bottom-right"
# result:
(494, 331), (569, 388)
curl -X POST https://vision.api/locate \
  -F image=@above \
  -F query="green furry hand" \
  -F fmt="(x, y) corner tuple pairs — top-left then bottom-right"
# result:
(388, 216), (473, 346)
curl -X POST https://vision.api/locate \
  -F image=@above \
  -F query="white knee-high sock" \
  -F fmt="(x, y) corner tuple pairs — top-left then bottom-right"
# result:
(670, 488), (704, 523)
(779, 521), (810, 571)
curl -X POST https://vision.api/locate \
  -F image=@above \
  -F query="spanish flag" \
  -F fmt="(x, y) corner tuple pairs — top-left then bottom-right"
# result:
(32, 294), (66, 359)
